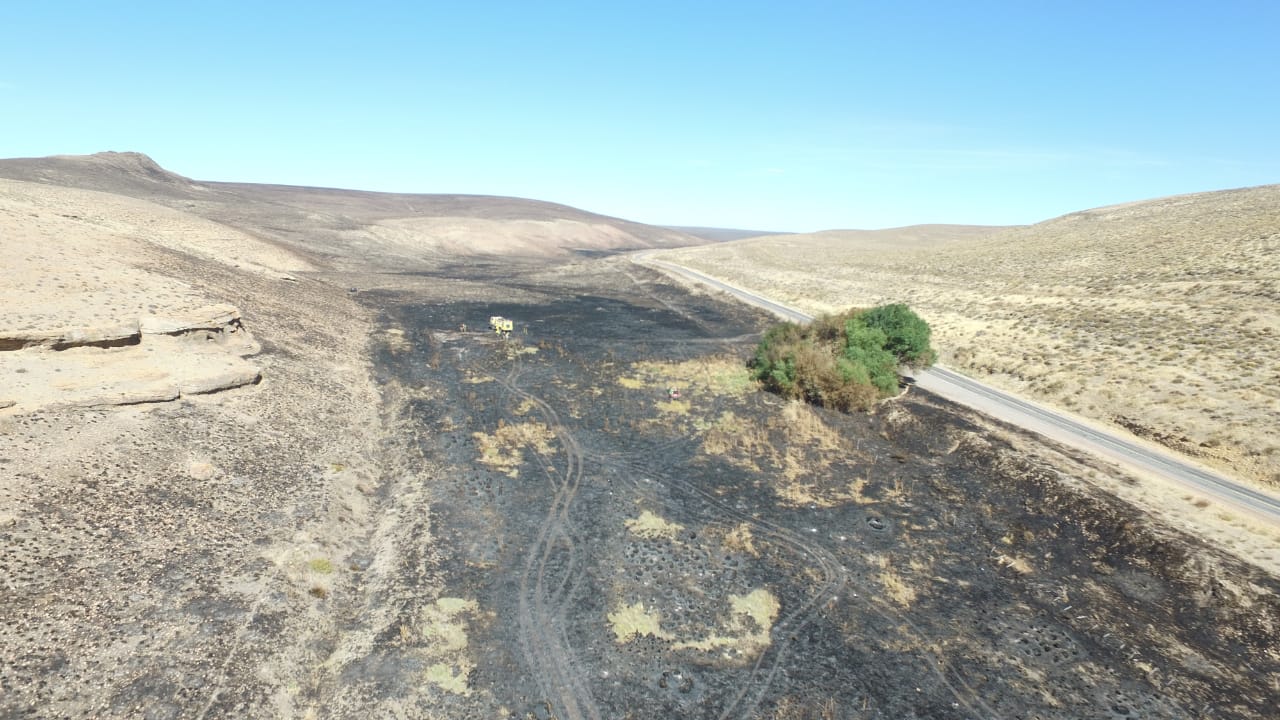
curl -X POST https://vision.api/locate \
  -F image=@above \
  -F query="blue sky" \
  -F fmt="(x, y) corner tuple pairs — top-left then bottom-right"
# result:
(3, 1), (1277, 232)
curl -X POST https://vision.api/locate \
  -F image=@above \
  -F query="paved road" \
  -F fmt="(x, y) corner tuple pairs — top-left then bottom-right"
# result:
(636, 253), (1280, 524)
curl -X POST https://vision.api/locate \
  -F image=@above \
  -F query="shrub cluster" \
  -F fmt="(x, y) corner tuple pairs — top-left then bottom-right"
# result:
(750, 304), (936, 412)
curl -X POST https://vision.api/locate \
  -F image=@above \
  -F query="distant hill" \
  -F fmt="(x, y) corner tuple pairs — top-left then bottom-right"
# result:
(728, 223), (1011, 252)
(663, 226), (791, 242)
(655, 225), (1010, 283)
(0, 151), (203, 198)
(0, 152), (706, 262)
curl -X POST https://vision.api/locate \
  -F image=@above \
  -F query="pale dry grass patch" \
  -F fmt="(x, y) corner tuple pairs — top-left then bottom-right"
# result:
(671, 588), (780, 660)
(625, 510), (684, 540)
(654, 399), (690, 415)
(994, 553), (1035, 575)
(703, 400), (875, 507)
(607, 588), (781, 663)
(472, 421), (555, 477)
(722, 522), (760, 557)
(700, 411), (770, 467)
(628, 355), (755, 397)
(382, 327), (411, 354)
(868, 554), (918, 607)
(607, 602), (671, 643)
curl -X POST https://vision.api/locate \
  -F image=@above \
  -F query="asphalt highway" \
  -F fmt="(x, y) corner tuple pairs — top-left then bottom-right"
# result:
(637, 253), (1280, 525)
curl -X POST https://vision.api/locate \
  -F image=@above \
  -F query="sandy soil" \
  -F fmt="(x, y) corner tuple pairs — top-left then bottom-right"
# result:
(1, 167), (388, 718)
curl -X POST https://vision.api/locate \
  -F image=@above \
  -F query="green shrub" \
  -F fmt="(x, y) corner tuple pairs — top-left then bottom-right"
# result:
(749, 304), (935, 411)
(843, 317), (900, 394)
(860, 303), (936, 367)
(750, 322), (804, 397)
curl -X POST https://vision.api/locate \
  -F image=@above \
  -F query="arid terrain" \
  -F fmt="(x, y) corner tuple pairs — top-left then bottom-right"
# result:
(2, 154), (1278, 719)
(654, 192), (1280, 490)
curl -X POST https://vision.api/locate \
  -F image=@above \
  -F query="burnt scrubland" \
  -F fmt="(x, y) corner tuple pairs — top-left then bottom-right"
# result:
(344, 258), (1279, 719)
(3, 249), (1278, 719)
(3, 154), (1278, 719)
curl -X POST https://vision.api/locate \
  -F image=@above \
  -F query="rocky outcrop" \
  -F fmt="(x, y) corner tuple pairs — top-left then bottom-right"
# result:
(1, 304), (256, 350)
(0, 322), (141, 351)
(140, 303), (261, 356)
(0, 304), (262, 413)
(140, 303), (242, 335)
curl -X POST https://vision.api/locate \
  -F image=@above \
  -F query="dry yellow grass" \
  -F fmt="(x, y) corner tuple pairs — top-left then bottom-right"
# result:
(625, 510), (684, 540)
(672, 588), (779, 658)
(702, 400), (873, 507)
(627, 356), (756, 397)
(608, 589), (780, 662)
(472, 421), (555, 477)
(868, 554), (918, 607)
(657, 185), (1280, 488)
(722, 522), (760, 557)
(607, 602), (672, 642)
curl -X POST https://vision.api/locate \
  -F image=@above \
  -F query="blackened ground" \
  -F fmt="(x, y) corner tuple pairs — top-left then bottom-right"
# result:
(365, 257), (1279, 720)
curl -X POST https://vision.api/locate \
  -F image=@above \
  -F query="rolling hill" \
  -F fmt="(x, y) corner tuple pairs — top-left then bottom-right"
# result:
(656, 185), (1280, 487)
(0, 151), (705, 263)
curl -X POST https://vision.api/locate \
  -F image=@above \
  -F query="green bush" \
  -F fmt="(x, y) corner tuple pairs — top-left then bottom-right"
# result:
(860, 303), (936, 367)
(843, 317), (900, 394)
(749, 304), (935, 411)
(750, 322), (805, 395)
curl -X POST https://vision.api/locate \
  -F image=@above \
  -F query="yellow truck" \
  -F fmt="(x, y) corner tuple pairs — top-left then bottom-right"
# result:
(489, 316), (513, 338)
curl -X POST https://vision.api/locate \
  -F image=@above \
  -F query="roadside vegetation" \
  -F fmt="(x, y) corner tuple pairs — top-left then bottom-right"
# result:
(656, 184), (1280, 486)
(750, 304), (935, 411)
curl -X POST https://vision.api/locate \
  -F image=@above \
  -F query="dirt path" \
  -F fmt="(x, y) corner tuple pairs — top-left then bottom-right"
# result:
(494, 368), (603, 720)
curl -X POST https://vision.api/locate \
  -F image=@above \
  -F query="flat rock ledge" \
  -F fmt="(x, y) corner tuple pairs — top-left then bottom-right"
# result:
(0, 322), (141, 352)
(1, 303), (258, 351)
(1, 304), (262, 413)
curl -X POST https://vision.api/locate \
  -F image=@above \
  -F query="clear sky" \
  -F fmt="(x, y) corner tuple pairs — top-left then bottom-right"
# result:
(3, 1), (1277, 232)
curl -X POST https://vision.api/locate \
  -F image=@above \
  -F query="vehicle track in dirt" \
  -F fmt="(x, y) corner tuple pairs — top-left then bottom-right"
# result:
(489, 363), (602, 720)
(481, 350), (862, 719)
(475, 329), (997, 719)
(605, 452), (997, 720)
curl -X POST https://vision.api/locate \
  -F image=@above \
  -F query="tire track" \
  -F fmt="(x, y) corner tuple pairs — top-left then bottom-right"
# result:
(481, 360), (602, 720)
(609, 455), (999, 719)
(608, 455), (846, 718)
(463, 316), (996, 717)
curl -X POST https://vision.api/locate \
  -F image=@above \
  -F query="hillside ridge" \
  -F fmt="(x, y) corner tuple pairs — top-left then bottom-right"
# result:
(0, 152), (705, 259)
